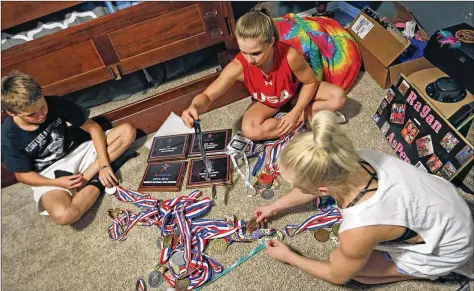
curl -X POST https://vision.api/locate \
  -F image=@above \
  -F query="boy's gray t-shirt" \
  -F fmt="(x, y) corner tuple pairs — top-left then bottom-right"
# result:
(1, 96), (90, 173)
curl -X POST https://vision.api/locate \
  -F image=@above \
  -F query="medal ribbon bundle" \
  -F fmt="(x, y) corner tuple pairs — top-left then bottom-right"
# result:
(252, 121), (305, 179)
(108, 186), (281, 290)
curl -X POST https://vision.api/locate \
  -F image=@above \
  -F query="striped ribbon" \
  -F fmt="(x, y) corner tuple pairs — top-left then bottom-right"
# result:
(135, 278), (146, 291)
(110, 186), (312, 290)
(252, 121), (305, 177)
(109, 186), (246, 290)
(283, 197), (342, 237)
(229, 152), (256, 195)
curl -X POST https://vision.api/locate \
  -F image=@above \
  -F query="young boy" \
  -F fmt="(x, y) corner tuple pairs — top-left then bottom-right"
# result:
(1, 71), (136, 225)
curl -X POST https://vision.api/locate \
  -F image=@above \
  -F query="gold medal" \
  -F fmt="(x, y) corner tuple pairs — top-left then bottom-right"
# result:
(175, 278), (190, 291)
(171, 234), (180, 249)
(163, 236), (172, 248)
(332, 223), (340, 236)
(211, 238), (228, 254)
(313, 229), (330, 242)
(109, 208), (120, 218)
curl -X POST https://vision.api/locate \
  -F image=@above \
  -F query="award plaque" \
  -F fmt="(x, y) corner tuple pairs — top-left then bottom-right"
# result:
(139, 161), (187, 192)
(186, 155), (232, 188)
(188, 129), (231, 157)
(147, 134), (191, 162)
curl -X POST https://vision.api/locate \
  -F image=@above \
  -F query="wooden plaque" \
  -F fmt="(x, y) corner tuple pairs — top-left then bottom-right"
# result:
(188, 129), (231, 157)
(138, 160), (187, 192)
(147, 134), (190, 162)
(186, 155), (232, 188)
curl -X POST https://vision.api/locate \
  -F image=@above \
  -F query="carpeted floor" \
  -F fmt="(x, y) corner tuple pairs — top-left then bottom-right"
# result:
(1, 71), (472, 291)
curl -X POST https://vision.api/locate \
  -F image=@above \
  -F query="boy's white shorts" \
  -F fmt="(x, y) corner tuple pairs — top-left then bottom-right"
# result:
(32, 140), (97, 215)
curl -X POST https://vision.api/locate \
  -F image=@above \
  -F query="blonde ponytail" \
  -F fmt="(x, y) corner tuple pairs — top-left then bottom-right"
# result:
(235, 5), (279, 43)
(280, 111), (360, 194)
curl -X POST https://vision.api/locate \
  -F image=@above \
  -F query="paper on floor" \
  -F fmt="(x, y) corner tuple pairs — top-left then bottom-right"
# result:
(145, 112), (194, 149)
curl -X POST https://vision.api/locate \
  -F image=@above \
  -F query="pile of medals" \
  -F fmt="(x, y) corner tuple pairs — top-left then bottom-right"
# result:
(106, 186), (283, 291)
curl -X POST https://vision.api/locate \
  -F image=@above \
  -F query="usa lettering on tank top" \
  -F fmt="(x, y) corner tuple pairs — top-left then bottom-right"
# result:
(236, 42), (300, 108)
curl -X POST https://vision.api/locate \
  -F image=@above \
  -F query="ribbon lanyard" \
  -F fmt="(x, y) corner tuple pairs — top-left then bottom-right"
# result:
(283, 196), (343, 237)
(252, 121), (305, 177)
(193, 120), (212, 181)
(109, 186), (234, 290)
(194, 119), (217, 200)
(135, 278), (147, 291)
(228, 150), (255, 195)
(109, 186), (288, 290)
(194, 243), (266, 291)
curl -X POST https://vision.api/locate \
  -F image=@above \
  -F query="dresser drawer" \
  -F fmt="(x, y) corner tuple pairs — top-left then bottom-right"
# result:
(2, 40), (112, 93)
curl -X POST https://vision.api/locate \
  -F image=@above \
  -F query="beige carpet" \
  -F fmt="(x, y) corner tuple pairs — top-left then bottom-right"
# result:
(1, 71), (472, 291)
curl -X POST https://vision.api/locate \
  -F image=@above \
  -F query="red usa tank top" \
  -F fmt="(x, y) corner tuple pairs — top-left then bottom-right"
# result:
(236, 42), (300, 108)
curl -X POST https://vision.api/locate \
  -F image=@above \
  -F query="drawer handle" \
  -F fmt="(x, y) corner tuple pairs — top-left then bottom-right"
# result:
(108, 67), (116, 79)
(204, 10), (218, 19)
(108, 65), (122, 81)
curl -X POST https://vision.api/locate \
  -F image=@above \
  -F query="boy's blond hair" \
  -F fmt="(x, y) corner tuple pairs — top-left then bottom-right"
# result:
(235, 6), (279, 43)
(1, 71), (43, 114)
(280, 110), (361, 196)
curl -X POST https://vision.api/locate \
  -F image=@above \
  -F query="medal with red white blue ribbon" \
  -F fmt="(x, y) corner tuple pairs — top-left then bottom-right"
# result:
(283, 196), (343, 237)
(252, 121), (305, 179)
(108, 186), (278, 290)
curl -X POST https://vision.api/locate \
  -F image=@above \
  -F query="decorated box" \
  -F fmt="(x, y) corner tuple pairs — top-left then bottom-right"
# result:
(374, 74), (474, 181)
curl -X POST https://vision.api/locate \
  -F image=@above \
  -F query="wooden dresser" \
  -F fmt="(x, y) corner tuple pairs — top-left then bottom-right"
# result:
(1, 1), (248, 188)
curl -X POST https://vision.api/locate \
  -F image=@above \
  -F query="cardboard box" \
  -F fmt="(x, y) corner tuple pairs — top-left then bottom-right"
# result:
(348, 2), (430, 88)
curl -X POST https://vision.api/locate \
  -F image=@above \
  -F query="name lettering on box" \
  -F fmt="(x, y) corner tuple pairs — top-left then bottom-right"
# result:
(373, 74), (474, 181)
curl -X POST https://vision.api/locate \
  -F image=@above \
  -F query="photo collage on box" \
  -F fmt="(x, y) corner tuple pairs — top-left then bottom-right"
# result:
(373, 75), (474, 181)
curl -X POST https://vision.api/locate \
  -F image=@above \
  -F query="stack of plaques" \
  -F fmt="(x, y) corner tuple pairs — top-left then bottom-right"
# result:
(139, 130), (233, 192)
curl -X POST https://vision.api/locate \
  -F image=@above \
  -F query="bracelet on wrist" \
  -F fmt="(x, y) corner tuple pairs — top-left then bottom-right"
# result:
(98, 165), (111, 172)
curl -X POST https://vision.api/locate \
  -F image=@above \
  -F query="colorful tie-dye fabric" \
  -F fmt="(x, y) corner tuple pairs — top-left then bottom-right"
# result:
(274, 14), (361, 91)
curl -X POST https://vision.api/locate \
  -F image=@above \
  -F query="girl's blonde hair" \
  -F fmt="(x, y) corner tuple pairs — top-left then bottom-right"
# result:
(235, 6), (279, 43)
(280, 110), (360, 195)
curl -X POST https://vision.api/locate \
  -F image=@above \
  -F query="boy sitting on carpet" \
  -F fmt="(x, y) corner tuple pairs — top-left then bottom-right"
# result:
(1, 71), (136, 225)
